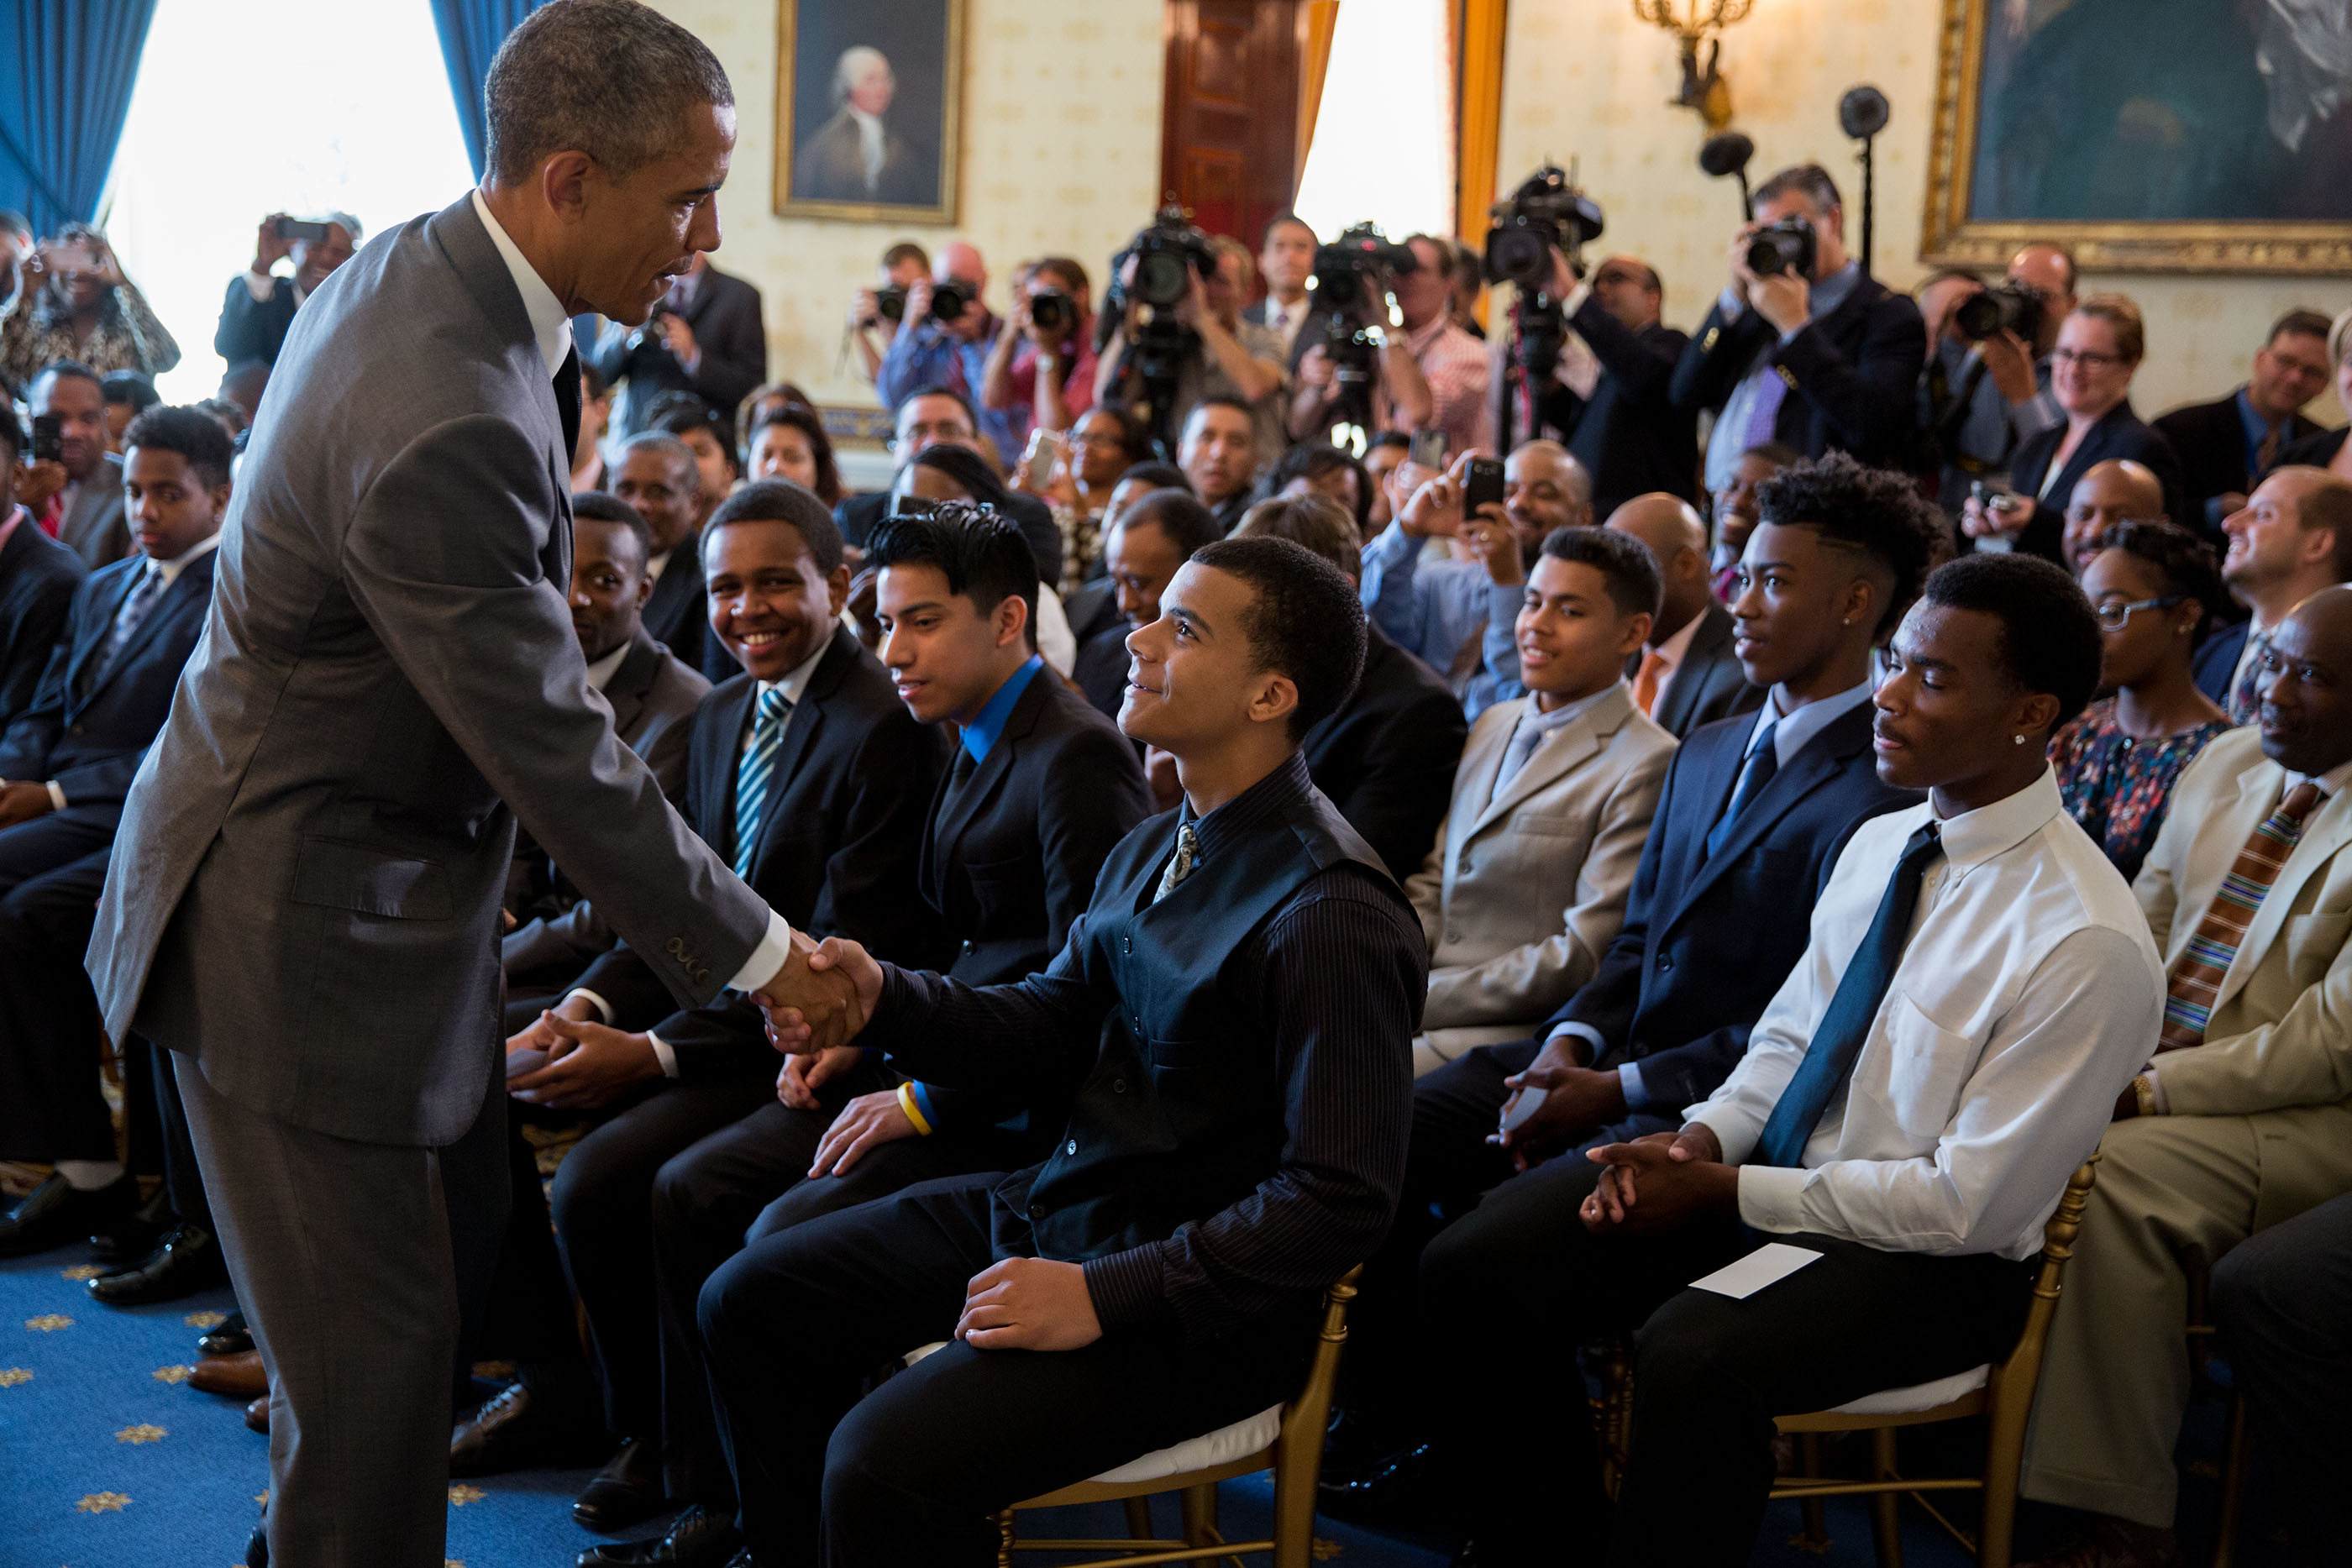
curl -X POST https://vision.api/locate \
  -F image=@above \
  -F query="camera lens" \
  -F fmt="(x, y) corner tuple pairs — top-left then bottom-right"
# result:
(1745, 234), (1791, 276)
(877, 288), (906, 323)
(1485, 226), (1551, 290)
(930, 282), (969, 321)
(1952, 292), (2000, 341)
(1136, 249), (1191, 307)
(1031, 291), (1068, 332)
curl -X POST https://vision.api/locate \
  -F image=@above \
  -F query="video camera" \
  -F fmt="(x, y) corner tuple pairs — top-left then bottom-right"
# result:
(1744, 216), (1817, 279)
(1483, 165), (1604, 290)
(1954, 279), (2044, 344)
(871, 279), (974, 326)
(1310, 222), (1415, 316)
(1099, 202), (1219, 456)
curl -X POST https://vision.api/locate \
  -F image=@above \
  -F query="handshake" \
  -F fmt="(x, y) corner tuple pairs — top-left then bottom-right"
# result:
(753, 927), (885, 1056)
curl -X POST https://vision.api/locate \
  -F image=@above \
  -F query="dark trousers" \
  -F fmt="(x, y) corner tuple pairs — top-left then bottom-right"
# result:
(1422, 1155), (2034, 1565)
(649, 1072), (1039, 1505)
(0, 815), (116, 1162)
(697, 1173), (1309, 1568)
(122, 1034), (213, 1230)
(2211, 1188), (2352, 1555)
(524, 1068), (778, 1439)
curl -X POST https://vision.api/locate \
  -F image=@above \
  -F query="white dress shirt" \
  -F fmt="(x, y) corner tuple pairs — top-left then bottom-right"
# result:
(583, 639), (632, 692)
(1686, 769), (2164, 1261)
(473, 187), (797, 1007)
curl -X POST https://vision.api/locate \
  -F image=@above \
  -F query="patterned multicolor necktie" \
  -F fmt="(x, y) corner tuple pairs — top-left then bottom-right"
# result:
(1152, 822), (1199, 904)
(732, 687), (792, 878)
(2228, 631), (2272, 726)
(2157, 780), (2323, 1051)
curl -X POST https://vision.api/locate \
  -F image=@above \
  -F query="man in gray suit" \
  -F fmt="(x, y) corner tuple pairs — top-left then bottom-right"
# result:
(85, 5), (855, 1565)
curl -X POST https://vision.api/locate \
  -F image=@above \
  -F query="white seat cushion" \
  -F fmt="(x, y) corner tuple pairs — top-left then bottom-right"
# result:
(899, 1342), (1280, 1486)
(1828, 1363), (1988, 1416)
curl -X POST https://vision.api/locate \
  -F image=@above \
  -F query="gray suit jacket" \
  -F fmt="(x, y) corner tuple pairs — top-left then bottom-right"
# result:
(58, 454), (129, 569)
(502, 627), (710, 978)
(89, 195), (774, 1146)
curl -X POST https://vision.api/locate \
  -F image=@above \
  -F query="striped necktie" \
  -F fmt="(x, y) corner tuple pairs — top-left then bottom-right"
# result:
(732, 686), (792, 878)
(2227, 631), (2271, 726)
(100, 563), (166, 675)
(2157, 780), (2323, 1052)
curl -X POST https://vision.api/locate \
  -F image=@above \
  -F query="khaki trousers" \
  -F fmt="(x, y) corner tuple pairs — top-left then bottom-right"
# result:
(2019, 1102), (2352, 1526)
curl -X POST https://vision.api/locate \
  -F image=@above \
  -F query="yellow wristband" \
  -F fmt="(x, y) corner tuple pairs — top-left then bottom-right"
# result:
(897, 1081), (933, 1136)
(2134, 1074), (2159, 1120)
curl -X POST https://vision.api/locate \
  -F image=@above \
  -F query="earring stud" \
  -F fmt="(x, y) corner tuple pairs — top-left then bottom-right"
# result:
(2013, 734), (2027, 746)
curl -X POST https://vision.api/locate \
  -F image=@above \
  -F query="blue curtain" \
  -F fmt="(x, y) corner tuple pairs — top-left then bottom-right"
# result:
(429, 0), (549, 181)
(0, 0), (160, 233)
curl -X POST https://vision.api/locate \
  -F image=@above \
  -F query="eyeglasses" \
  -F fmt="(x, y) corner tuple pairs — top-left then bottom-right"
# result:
(2050, 348), (2126, 371)
(2092, 595), (2182, 629)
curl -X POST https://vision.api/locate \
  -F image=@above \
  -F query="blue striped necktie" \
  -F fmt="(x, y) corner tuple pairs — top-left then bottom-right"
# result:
(732, 686), (792, 878)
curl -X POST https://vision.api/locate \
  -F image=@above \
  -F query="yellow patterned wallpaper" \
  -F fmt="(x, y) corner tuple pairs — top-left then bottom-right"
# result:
(647, 0), (1167, 412)
(1494, 0), (2346, 425)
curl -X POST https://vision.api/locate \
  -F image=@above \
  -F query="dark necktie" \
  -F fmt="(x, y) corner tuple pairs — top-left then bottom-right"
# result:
(943, 742), (979, 803)
(1703, 721), (1780, 862)
(97, 563), (166, 680)
(1755, 821), (1945, 1167)
(554, 343), (581, 459)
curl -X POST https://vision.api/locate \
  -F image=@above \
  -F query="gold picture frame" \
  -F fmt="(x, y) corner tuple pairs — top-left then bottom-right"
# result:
(773, 0), (963, 225)
(1920, 0), (2352, 276)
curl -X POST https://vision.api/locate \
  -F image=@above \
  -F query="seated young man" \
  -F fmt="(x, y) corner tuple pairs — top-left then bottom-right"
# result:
(594, 502), (1155, 1551)
(2019, 584), (2352, 1568)
(0, 407), (234, 1271)
(697, 537), (1426, 1568)
(1416, 554), (2164, 1565)
(454, 482), (945, 1481)
(501, 492), (710, 1013)
(1404, 526), (1677, 1076)
(1327, 452), (1936, 1495)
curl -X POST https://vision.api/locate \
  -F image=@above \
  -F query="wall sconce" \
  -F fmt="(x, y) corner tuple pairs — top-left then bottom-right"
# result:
(1632, 0), (1754, 133)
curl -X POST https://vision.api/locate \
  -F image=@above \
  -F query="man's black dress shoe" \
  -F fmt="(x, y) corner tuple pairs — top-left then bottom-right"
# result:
(85, 1221), (226, 1304)
(575, 1436), (669, 1532)
(1319, 1403), (1406, 1487)
(575, 1502), (741, 1566)
(449, 1382), (607, 1476)
(89, 1187), (168, 1266)
(1315, 1440), (1452, 1532)
(198, 1309), (252, 1359)
(0, 1172), (138, 1257)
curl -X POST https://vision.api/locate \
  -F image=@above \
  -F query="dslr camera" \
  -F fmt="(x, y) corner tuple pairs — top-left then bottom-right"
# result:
(1028, 287), (1075, 336)
(1954, 280), (2044, 344)
(1745, 217), (1818, 279)
(1110, 202), (1219, 314)
(1310, 222), (1415, 316)
(869, 281), (973, 327)
(1483, 165), (1604, 289)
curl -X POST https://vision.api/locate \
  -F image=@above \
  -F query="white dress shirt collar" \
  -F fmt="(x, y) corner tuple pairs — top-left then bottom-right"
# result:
(2288, 755), (2352, 800)
(743, 633), (835, 727)
(584, 638), (632, 692)
(145, 528), (224, 590)
(1935, 767), (2066, 876)
(470, 188), (575, 377)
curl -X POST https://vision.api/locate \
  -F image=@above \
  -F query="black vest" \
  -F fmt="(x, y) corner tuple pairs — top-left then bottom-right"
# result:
(1008, 779), (1403, 1265)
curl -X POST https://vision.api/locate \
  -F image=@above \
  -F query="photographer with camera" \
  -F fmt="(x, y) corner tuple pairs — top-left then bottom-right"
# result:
(214, 212), (359, 377)
(979, 255), (1098, 450)
(1094, 214), (1287, 465)
(1290, 231), (1488, 459)
(0, 223), (180, 396)
(846, 240), (931, 384)
(876, 240), (1012, 460)
(1673, 162), (1925, 493)
(1914, 242), (2076, 515)
(585, 249), (768, 442)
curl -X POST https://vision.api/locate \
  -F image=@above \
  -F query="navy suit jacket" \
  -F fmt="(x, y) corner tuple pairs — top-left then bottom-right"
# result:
(2193, 619), (2250, 708)
(0, 547), (218, 821)
(1540, 304), (1697, 515)
(570, 625), (948, 1078)
(2000, 401), (2187, 564)
(1539, 697), (1919, 1114)
(1671, 275), (1926, 472)
(0, 517), (87, 730)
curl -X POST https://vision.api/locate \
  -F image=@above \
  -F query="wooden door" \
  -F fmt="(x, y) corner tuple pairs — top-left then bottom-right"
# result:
(1158, 0), (1303, 249)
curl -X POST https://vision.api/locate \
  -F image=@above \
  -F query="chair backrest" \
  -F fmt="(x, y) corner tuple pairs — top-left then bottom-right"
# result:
(1270, 1266), (1362, 1477)
(1983, 1157), (2099, 1420)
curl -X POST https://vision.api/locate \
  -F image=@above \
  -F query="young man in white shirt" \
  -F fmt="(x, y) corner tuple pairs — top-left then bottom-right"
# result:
(1411, 552), (2163, 1565)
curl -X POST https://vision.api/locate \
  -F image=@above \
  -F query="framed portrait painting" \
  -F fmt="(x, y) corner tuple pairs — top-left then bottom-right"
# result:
(774, 0), (963, 223)
(1921, 0), (2352, 274)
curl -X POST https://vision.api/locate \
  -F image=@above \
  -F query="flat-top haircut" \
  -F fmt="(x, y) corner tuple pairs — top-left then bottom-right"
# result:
(484, 0), (733, 186)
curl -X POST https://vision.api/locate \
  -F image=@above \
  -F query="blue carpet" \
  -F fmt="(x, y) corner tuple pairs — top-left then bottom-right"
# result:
(1, 1239), (2300, 1567)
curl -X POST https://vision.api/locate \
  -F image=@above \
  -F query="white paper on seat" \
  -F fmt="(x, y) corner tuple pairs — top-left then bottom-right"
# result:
(1690, 1242), (1822, 1299)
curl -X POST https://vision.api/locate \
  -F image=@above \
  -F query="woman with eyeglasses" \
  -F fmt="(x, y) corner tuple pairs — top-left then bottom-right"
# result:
(2049, 518), (2232, 878)
(1958, 295), (2187, 564)
(1015, 404), (1151, 593)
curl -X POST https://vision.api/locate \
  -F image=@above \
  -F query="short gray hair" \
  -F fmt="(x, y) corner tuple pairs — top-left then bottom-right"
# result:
(832, 46), (891, 108)
(484, 0), (733, 186)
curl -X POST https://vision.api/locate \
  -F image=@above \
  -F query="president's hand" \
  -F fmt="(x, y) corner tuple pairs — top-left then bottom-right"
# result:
(956, 1256), (1102, 1351)
(1580, 1123), (1730, 1235)
(758, 933), (882, 1055)
(507, 1012), (662, 1110)
(807, 1088), (919, 1177)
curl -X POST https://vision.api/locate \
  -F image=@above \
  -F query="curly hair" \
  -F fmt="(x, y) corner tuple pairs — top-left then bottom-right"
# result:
(1187, 536), (1367, 739)
(1754, 451), (1945, 639)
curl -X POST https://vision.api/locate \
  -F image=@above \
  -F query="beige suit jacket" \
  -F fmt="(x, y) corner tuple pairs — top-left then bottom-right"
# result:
(1405, 682), (1675, 1066)
(2134, 728), (2352, 1126)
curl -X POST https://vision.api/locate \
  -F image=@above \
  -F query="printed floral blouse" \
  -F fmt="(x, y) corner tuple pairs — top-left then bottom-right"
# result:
(2050, 698), (2233, 883)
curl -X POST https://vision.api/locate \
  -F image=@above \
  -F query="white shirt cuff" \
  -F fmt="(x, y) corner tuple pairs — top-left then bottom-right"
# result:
(1686, 1104), (1759, 1167)
(645, 1031), (680, 1079)
(243, 270), (277, 302)
(1735, 1163), (1809, 1235)
(2140, 1064), (2169, 1115)
(563, 988), (616, 1026)
(1617, 1062), (1651, 1111)
(724, 910), (797, 994)
(45, 780), (66, 813)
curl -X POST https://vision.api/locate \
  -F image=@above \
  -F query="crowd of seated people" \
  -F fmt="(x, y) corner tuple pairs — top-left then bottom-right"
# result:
(6, 170), (2352, 1568)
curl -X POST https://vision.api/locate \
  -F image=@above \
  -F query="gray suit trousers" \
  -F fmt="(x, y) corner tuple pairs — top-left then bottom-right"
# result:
(176, 1054), (508, 1568)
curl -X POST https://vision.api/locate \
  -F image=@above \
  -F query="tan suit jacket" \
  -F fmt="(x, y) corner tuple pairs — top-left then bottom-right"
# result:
(1405, 682), (1675, 1067)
